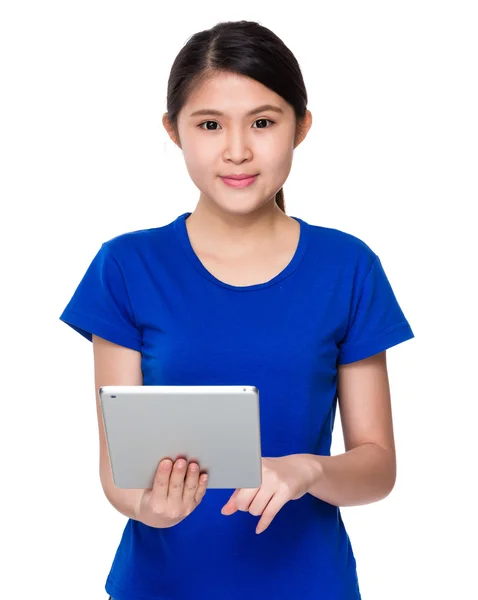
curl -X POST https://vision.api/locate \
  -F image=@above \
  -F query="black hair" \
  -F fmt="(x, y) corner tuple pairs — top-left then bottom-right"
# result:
(165, 20), (308, 214)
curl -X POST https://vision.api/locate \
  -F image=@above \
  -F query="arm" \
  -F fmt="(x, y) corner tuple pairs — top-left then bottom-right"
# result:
(92, 334), (144, 519)
(306, 351), (397, 506)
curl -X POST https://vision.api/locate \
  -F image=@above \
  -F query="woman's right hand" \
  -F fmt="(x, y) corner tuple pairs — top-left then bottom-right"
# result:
(135, 458), (208, 528)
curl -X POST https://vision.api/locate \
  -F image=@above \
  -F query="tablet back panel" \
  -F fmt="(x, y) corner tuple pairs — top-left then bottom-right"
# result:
(99, 385), (262, 489)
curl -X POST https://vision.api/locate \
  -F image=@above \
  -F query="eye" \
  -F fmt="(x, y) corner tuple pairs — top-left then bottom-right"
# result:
(197, 118), (275, 131)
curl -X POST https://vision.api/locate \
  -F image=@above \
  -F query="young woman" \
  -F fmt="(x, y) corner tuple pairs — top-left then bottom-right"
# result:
(60, 20), (414, 600)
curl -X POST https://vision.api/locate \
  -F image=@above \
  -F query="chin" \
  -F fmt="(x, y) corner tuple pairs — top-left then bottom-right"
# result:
(198, 185), (276, 214)
(217, 198), (273, 215)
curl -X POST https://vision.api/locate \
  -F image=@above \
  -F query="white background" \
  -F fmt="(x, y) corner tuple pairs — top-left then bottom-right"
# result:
(1, 1), (476, 598)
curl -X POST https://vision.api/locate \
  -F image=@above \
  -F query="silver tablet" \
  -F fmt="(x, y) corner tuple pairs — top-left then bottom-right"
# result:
(99, 385), (262, 490)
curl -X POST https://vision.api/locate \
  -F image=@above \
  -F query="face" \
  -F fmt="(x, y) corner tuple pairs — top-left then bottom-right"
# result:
(163, 71), (311, 216)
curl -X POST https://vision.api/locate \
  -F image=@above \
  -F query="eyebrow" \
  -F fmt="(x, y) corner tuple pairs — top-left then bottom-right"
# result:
(189, 104), (284, 118)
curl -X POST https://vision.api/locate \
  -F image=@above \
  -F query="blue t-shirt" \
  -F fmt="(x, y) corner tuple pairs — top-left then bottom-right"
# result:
(59, 212), (414, 600)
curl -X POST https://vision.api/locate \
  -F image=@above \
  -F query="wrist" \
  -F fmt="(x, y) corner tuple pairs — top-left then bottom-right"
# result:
(301, 453), (324, 492)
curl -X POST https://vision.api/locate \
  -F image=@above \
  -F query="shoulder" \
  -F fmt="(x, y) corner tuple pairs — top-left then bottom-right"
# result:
(306, 221), (378, 271)
(100, 221), (174, 262)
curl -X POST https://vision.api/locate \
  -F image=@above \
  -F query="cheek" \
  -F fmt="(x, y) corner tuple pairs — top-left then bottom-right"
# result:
(262, 144), (293, 175)
(182, 145), (215, 179)
(256, 131), (293, 166)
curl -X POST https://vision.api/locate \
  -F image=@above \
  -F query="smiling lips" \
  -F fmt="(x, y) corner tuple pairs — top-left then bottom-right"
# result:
(221, 173), (258, 179)
(220, 174), (258, 188)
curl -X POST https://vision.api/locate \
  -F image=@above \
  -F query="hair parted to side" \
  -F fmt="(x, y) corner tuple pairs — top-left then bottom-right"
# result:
(165, 20), (309, 214)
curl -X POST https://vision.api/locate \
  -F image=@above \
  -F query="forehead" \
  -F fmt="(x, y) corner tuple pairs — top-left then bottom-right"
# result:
(185, 71), (287, 114)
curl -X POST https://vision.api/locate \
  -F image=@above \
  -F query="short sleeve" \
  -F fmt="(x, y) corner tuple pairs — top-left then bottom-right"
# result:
(59, 243), (142, 352)
(337, 255), (414, 365)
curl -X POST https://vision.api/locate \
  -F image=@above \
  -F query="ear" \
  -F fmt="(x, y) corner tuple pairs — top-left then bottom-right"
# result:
(162, 112), (182, 149)
(294, 109), (312, 149)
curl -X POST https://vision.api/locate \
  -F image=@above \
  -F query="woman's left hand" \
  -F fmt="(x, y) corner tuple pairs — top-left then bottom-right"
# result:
(221, 454), (318, 534)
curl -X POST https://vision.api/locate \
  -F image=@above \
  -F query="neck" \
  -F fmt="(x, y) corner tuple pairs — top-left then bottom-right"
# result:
(186, 197), (289, 249)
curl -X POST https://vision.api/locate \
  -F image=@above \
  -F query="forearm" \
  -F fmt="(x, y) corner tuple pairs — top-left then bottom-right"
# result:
(305, 443), (396, 507)
(102, 484), (143, 519)
(101, 467), (142, 520)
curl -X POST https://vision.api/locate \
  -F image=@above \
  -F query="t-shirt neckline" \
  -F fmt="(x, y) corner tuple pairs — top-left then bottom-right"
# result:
(174, 212), (310, 292)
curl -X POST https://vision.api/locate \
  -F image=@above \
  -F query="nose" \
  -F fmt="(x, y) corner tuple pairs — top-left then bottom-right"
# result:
(223, 126), (253, 163)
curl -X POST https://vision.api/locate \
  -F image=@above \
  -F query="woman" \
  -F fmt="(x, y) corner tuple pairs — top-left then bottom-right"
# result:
(60, 20), (414, 600)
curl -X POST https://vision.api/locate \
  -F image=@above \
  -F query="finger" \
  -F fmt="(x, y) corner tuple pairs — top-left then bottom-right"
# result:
(194, 472), (209, 504)
(221, 488), (240, 515)
(182, 461), (200, 501)
(222, 488), (258, 515)
(168, 458), (187, 499)
(255, 494), (287, 534)
(247, 487), (274, 517)
(150, 458), (172, 503)
(235, 488), (259, 512)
